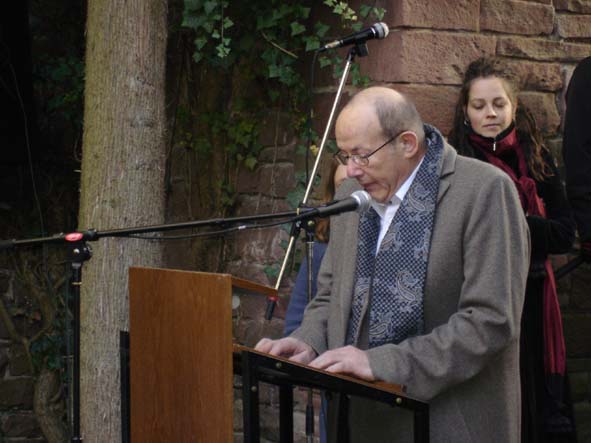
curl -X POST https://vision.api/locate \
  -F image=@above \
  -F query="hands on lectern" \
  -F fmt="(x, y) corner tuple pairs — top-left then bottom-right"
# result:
(255, 337), (375, 381)
(255, 337), (317, 364)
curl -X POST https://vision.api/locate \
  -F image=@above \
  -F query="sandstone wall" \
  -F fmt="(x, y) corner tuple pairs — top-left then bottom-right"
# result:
(223, 1), (591, 441)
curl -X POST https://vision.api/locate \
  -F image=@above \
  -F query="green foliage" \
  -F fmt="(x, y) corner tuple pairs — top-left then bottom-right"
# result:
(31, 331), (65, 371)
(180, 1), (384, 211)
(286, 170), (322, 209)
(263, 263), (280, 280)
(182, 0), (384, 105)
(34, 55), (85, 132)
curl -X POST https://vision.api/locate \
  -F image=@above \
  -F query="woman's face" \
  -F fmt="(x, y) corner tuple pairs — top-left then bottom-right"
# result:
(465, 76), (515, 139)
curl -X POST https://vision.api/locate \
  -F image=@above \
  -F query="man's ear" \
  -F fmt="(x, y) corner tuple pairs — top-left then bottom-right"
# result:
(400, 131), (419, 157)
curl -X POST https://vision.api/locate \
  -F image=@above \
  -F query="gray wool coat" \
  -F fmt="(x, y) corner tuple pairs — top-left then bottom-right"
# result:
(291, 143), (530, 442)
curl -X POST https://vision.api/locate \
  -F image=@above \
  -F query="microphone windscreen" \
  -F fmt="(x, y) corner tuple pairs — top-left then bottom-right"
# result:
(351, 190), (372, 213)
(374, 22), (389, 39)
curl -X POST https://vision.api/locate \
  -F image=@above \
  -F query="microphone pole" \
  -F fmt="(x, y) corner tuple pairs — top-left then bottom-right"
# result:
(267, 41), (371, 320)
(268, 41), (371, 443)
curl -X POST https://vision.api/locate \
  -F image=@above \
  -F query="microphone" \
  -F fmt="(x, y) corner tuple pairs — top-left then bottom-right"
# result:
(264, 191), (371, 321)
(298, 190), (372, 219)
(318, 22), (389, 52)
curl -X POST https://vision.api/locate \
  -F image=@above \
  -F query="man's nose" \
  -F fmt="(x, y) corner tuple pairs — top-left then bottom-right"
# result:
(347, 161), (363, 178)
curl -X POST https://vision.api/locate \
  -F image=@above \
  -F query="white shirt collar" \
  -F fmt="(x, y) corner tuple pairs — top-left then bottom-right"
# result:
(370, 157), (424, 217)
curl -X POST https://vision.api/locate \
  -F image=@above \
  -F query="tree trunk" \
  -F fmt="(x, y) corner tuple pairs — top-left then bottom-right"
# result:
(78, 1), (168, 441)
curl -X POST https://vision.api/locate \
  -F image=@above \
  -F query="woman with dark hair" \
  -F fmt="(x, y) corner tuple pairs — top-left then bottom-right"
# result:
(449, 57), (576, 443)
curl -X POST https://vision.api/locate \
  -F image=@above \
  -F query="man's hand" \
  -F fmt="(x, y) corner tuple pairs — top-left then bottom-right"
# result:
(254, 337), (317, 364)
(308, 345), (375, 381)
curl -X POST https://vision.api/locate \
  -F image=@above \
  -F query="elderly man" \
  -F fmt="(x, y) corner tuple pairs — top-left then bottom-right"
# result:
(256, 87), (529, 442)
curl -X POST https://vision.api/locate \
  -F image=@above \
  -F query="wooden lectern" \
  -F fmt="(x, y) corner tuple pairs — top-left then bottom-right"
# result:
(129, 266), (276, 442)
(129, 266), (428, 442)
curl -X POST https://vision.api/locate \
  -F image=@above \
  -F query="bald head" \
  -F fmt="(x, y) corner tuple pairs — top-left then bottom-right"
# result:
(341, 87), (425, 143)
(334, 87), (428, 203)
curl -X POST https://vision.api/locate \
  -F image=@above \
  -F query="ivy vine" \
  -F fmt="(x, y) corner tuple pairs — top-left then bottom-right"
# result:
(181, 0), (385, 210)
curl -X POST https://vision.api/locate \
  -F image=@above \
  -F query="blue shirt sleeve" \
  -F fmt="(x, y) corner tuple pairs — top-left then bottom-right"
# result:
(283, 242), (328, 336)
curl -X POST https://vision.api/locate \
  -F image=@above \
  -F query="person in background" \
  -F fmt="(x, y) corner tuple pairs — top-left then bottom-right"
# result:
(283, 160), (346, 443)
(449, 56), (576, 443)
(563, 56), (591, 261)
(284, 160), (348, 335)
(258, 86), (529, 442)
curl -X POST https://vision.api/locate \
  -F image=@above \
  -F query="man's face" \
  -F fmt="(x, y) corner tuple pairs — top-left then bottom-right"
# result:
(335, 103), (409, 204)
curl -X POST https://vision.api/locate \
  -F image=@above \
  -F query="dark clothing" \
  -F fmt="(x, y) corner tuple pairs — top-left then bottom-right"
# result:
(473, 144), (576, 443)
(563, 56), (591, 242)
(284, 241), (328, 336)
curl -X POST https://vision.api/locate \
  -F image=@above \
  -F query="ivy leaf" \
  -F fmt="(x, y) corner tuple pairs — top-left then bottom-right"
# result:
(290, 21), (306, 36)
(194, 37), (207, 50)
(204, 0), (218, 15)
(268, 64), (280, 78)
(264, 265), (279, 280)
(223, 17), (234, 29)
(351, 22), (363, 32)
(314, 22), (330, 38)
(212, 30), (221, 39)
(318, 56), (332, 68)
(193, 52), (203, 63)
(304, 36), (320, 51)
(374, 7), (386, 20)
(216, 43), (230, 58)
(257, 15), (275, 30)
(181, 14), (199, 29)
(300, 7), (311, 19)
(359, 4), (372, 18)
(244, 156), (258, 170)
(286, 187), (305, 209)
(203, 20), (214, 33)
(184, 0), (201, 11)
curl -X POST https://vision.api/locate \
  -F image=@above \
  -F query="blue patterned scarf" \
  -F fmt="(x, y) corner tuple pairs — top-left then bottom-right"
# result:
(346, 125), (445, 348)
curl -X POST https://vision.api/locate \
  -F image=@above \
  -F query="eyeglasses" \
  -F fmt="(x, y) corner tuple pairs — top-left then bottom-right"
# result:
(334, 130), (406, 166)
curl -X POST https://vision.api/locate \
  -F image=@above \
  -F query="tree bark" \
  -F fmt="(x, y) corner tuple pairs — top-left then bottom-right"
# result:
(79, 1), (168, 441)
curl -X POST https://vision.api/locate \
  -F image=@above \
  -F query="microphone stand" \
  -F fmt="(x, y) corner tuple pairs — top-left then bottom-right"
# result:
(0, 208), (317, 443)
(269, 42), (370, 318)
(303, 219), (316, 443)
(269, 42), (370, 443)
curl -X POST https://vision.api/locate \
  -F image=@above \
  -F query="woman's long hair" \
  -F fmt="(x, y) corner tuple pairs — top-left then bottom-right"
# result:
(315, 159), (341, 243)
(448, 57), (552, 181)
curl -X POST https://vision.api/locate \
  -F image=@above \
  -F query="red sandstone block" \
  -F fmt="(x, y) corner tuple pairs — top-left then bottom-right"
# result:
(311, 90), (356, 139)
(480, 0), (554, 35)
(556, 13), (591, 38)
(497, 36), (591, 61)
(553, 0), (591, 13)
(358, 30), (496, 84)
(258, 163), (296, 198)
(504, 59), (563, 91)
(518, 91), (561, 135)
(387, 0), (479, 31)
(526, 0), (553, 4)
(393, 84), (460, 136)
